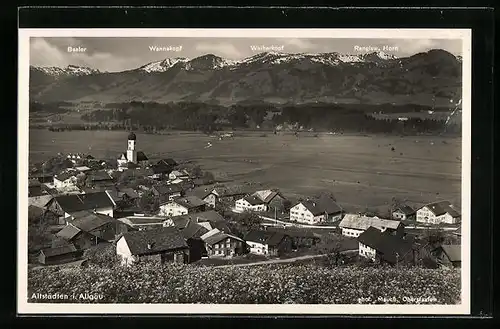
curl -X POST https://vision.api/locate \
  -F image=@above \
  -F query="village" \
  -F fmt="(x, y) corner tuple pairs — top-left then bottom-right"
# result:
(28, 131), (462, 270)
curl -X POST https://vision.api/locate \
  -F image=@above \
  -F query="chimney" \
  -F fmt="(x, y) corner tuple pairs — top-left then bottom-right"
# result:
(147, 242), (154, 250)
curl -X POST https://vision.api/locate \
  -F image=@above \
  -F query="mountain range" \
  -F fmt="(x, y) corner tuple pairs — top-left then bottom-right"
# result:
(29, 49), (462, 106)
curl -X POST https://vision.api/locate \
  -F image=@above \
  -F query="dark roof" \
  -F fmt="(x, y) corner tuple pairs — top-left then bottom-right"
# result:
(51, 192), (114, 213)
(244, 195), (265, 206)
(244, 230), (285, 247)
(394, 204), (415, 216)
(425, 201), (460, 217)
(266, 227), (318, 239)
(122, 226), (188, 256)
(40, 244), (78, 257)
(158, 158), (178, 167)
(187, 187), (215, 200)
(203, 231), (243, 245)
(181, 221), (210, 240)
(441, 245), (461, 262)
(212, 184), (252, 197)
(252, 190), (282, 203)
(128, 132), (136, 140)
(155, 184), (184, 196)
(173, 196), (207, 209)
(151, 163), (172, 175)
(301, 195), (342, 216)
(137, 151), (148, 162)
(106, 187), (139, 202)
(56, 225), (82, 240)
(70, 212), (116, 233)
(358, 227), (414, 264)
(89, 171), (113, 182)
(54, 171), (77, 182)
(170, 210), (225, 225)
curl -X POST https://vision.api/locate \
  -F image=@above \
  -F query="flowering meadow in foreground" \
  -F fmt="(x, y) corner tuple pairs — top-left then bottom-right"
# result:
(28, 263), (461, 304)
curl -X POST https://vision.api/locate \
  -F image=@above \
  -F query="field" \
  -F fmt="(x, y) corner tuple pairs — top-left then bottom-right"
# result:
(28, 129), (462, 212)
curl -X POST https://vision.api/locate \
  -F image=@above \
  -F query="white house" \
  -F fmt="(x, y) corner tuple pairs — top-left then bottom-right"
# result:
(289, 196), (343, 225)
(169, 170), (190, 181)
(392, 204), (416, 221)
(53, 172), (78, 190)
(357, 227), (414, 265)
(234, 195), (267, 213)
(187, 188), (217, 208)
(159, 196), (207, 217)
(339, 214), (404, 238)
(416, 201), (461, 225)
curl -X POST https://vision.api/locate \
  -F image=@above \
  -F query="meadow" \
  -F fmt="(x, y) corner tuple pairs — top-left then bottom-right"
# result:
(28, 129), (462, 212)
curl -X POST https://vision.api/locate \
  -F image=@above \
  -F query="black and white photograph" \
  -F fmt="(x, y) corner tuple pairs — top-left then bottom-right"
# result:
(18, 28), (471, 314)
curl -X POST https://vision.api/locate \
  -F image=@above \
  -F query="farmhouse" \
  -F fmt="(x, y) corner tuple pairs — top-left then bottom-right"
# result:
(157, 158), (178, 167)
(187, 187), (218, 208)
(357, 226), (415, 265)
(178, 220), (210, 262)
(266, 227), (321, 249)
(117, 132), (149, 170)
(201, 228), (245, 258)
(244, 230), (292, 257)
(392, 204), (416, 221)
(416, 201), (461, 224)
(105, 187), (139, 206)
(69, 211), (129, 243)
(339, 214), (404, 238)
(149, 163), (172, 180)
(289, 196), (343, 224)
(45, 191), (115, 223)
(37, 243), (84, 265)
(169, 170), (190, 181)
(56, 224), (98, 250)
(53, 171), (78, 190)
(211, 184), (252, 202)
(87, 170), (114, 188)
(152, 184), (184, 203)
(235, 195), (267, 213)
(159, 196), (207, 217)
(116, 226), (190, 266)
(431, 244), (461, 268)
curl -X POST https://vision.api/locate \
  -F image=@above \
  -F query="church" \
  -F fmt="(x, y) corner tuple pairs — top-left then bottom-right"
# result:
(117, 132), (149, 170)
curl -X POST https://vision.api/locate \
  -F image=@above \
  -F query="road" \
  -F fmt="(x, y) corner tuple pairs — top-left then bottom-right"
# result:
(213, 249), (358, 268)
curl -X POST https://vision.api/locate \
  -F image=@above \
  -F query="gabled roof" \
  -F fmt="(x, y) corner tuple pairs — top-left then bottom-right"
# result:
(202, 231), (243, 246)
(50, 192), (114, 213)
(158, 158), (178, 167)
(423, 201), (461, 217)
(299, 196), (342, 216)
(358, 227), (414, 264)
(151, 163), (172, 175)
(54, 171), (77, 182)
(136, 151), (148, 162)
(441, 245), (461, 262)
(172, 196), (207, 209)
(106, 188), (139, 202)
(154, 184), (184, 196)
(244, 230), (285, 247)
(121, 226), (188, 256)
(211, 184), (252, 197)
(187, 187), (215, 200)
(394, 204), (415, 215)
(89, 171), (113, 182)
(252, 190), (282, 204)
(40, 244), (78, 258)
(339, 214), (402, 231)
(243, 195), (265, 206)
(170, 170), (189, 177)
(180, 221), (210, 240)
(70, 212), (116, 233)
(56, 225), (82, 240)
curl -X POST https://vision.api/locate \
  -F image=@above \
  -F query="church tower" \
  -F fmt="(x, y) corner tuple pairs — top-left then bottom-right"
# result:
(126, 132), (137, 164)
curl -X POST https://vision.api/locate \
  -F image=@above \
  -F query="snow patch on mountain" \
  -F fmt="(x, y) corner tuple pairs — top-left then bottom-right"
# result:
(139, 57), (190, 72)
(31, 65), (101, 77)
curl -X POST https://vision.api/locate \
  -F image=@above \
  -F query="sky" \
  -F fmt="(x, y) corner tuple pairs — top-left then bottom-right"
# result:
(30, 37), (462, 72)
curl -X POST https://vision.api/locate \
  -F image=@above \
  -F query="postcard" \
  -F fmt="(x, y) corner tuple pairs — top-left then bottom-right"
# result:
(18, 28), (471, 315)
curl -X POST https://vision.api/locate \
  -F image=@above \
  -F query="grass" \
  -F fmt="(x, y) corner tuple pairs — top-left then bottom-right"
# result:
(28, 129), (461, 213)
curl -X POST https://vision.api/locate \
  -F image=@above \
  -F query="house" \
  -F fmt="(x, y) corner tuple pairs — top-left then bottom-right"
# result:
(244, 229), (292, 257)
(149, 163), (172, 180)
(158, 158), (178, 168)
(152, 184), (184, 202)
(235, 195), (267, 213)
(53, 171), (78, 190)
(357, 227), (415, 265)
(200, 229), (245, 258)
(289, 196), (343, 224)
(339, 214), (405, 238)
(431, 244), (461, 268)
(178, 220), (210, 262)
(45, 191), (115, 224)
(87, 170), (114, 188)
(416, 201), (461, 224)
(159, 196), (207, 217)
(187, 187), (218, 208)
(69, 211), (129, 242)
(37, 243), (84, 265)
(55, 224), (99, 250)
(392, 204), (416, 221)
(28, 194), (53, 208)
(169, 170), (190, 181)
(164, 210), (231, 233)
(252, 189), (288, 212)
(28, 179), (44, 197)
(116, 226), (190, 265)
(106, 187), (140, 207)
(265, 227), (320, 249)
(211, 184), (252, 202)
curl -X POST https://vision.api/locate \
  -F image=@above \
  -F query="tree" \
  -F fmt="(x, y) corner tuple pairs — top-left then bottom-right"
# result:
(202, 171), (215, 184)
(231, 212), (263, 235)
(28, 221), (52, 253)
(312, 234), (344, 266)
(138, 191), (159, 214)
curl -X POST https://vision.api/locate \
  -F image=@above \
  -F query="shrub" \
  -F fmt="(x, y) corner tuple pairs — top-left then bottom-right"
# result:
(27, 263), (460, 304)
